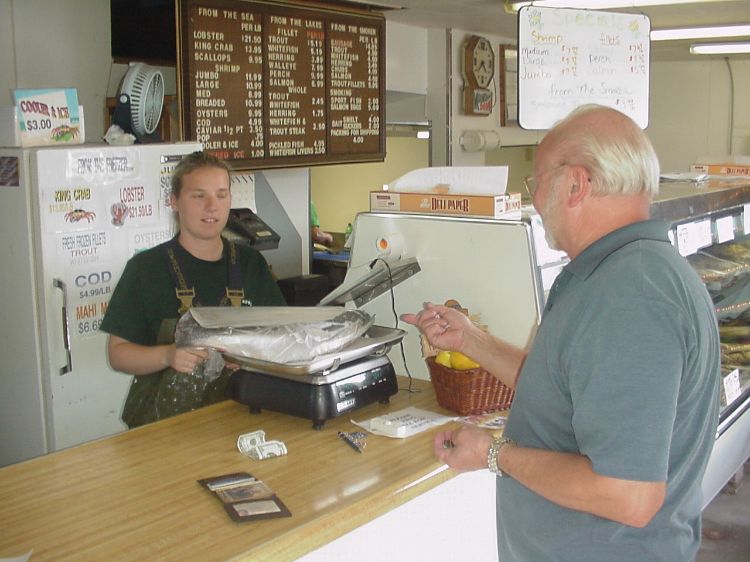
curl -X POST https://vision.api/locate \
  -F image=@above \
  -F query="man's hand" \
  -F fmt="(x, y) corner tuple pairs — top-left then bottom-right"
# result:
(400, 302), (477, 353)
(433, 425), (494, 472)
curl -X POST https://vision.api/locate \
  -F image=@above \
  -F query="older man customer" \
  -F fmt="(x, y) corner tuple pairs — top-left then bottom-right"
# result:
(403, 104), (720, 562)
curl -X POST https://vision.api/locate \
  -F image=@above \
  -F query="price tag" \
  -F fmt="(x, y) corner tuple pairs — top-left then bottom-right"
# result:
(694, 219), (713, 249)
(723, 368), (741, 407)
(12, 88), (82, 147)
(676, 219), (712, 256)
(716, 216), (735, 244)
(744, 204), (750, 235)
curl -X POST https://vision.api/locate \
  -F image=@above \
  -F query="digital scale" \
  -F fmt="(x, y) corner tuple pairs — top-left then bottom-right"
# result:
(221, 255), (421, 429)
(225, 326), (404, 429)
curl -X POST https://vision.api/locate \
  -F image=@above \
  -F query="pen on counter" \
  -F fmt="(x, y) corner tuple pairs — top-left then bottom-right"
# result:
(338, 431), (363, 453)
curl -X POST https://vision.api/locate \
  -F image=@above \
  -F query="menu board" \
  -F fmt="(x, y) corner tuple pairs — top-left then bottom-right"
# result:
(178, 0), (385, 169)
(517, 6), (650, 130)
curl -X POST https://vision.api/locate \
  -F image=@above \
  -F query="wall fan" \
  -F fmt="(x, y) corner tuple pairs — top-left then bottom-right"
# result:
(112, 62), (165, 142)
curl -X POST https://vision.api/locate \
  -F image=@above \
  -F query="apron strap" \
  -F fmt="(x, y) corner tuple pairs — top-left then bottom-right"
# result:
(224, 238), (244, 307)
(164, 236), (244, 313)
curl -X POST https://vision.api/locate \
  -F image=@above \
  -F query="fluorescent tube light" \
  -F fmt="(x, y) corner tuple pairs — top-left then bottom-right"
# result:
(690, 42), (750, 55)
(507, 0), (729, 12)
(652, 25), (750, 41)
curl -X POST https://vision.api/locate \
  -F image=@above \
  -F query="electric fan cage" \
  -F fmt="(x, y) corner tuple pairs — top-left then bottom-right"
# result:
(121, 62), (164, 136)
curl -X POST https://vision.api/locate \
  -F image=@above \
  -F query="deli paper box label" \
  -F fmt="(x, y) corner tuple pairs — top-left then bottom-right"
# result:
(370, 191), (522, 219)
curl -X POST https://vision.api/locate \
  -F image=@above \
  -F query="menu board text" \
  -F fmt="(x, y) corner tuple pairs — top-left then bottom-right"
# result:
(178, 0), (385, 169)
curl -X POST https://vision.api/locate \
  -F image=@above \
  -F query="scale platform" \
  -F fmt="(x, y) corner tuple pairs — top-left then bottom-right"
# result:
(224, 326), (404, 429)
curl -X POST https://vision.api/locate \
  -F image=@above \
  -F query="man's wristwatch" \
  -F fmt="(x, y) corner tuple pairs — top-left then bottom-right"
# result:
(487, 436), (515, 477)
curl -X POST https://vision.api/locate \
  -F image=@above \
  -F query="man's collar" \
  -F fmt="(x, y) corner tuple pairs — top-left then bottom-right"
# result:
(565, 220), (671, 280)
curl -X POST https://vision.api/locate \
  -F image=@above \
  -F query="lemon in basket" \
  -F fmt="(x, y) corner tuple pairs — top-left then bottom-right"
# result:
(449, 351), (480, 370)
(435, 350), (452, 368)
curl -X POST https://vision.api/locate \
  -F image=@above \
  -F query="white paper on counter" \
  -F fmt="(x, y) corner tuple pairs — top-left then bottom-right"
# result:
(659, 172), (708, 182)
(0, 551), (33, 562)
(352, 407), (458, 439)
(387, 166), (508, 195)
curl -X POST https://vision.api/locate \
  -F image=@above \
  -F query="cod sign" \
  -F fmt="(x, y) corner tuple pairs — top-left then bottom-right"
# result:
(75, 270), (112, 287)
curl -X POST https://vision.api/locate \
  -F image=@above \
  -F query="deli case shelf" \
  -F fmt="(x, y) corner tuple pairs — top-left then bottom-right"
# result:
(652, 178), (750, 507)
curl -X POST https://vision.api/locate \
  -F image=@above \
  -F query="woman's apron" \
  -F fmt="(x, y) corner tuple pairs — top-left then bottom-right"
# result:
(121, 238), (243, 428)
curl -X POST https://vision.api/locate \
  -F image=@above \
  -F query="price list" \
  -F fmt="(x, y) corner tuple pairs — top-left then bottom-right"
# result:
(243, 11), (264, 159)
(188, 5), (257, 161)
(266, 14), (326, 158)
(328, 21), (381, 155)
(517, 6), (650, 129)
(179, 0), (385, 169)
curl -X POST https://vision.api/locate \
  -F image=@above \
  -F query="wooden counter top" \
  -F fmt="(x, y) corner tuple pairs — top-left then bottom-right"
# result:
(0, 377), (462, 561)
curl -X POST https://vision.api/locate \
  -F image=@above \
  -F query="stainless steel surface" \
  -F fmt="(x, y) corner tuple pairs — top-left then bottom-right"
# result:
(702, 395), (750, 509)
(651, 179), (750, 222)
(224, 325), (405, 376)
(319, 256), (422, 307)
(275, 354), (392, 385)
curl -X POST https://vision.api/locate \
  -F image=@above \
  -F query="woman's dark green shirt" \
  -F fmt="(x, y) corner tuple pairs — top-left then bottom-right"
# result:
(101, 238), (286, 345)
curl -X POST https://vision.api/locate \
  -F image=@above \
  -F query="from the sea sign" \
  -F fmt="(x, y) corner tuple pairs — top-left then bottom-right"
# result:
(177, 0), (385, 170)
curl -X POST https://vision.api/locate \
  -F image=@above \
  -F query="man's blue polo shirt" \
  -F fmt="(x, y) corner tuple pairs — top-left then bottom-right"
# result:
(497, 220), (720, 562)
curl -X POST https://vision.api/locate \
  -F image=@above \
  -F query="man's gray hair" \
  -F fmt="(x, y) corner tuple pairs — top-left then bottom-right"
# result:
(554, 104), (660, 197)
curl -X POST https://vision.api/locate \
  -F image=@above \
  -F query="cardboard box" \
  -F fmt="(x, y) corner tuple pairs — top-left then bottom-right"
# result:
(370, 190), (522, 219)
(690, 163), (750, 176)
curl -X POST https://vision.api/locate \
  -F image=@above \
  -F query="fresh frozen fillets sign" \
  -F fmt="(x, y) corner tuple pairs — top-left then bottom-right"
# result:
(13, 88), (83, 146)
(36, 147), (180, 340)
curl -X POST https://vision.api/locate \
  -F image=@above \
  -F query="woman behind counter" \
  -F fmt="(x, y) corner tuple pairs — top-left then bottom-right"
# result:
(101, 151), (285, 428)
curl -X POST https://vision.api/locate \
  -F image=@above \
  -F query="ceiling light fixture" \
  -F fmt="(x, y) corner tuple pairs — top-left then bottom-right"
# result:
(651, 24), (750, 41)
(506, 0), (729, 13)
(690, 41), (750, 54)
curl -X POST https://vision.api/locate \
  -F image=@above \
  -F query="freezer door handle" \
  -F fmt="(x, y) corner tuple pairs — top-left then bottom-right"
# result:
(53, 278), (73, 375)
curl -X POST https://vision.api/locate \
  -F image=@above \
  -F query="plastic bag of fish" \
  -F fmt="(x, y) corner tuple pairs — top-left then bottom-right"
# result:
(174, 307), (374, 364)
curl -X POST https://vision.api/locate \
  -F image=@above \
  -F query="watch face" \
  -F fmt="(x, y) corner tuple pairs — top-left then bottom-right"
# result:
(472, 38), (495, 88)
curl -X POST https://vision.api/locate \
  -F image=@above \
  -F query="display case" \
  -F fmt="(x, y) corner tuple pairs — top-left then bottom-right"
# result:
(337, 178), (750, 510)
(652, 178), (750, 507)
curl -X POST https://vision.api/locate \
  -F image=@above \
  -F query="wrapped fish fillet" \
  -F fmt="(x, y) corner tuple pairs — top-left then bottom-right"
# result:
(174, 307), (374, 364)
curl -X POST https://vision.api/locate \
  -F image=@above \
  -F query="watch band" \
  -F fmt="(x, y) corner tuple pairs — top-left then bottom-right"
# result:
(487, 436), (514, 477)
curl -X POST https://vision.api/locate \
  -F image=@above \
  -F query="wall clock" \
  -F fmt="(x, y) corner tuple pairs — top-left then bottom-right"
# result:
(462, 35), (495, 115)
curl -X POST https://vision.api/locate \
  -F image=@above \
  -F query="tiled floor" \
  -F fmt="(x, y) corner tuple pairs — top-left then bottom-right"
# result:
(696, 461), (750, 562)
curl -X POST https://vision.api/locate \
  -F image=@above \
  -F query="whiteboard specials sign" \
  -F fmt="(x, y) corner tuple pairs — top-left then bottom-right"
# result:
(517, 6), (650, 130)
(12, 88), (83, 147)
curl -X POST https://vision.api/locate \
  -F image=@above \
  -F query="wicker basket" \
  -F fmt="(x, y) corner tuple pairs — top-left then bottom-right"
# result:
(426, 356), (515, 415)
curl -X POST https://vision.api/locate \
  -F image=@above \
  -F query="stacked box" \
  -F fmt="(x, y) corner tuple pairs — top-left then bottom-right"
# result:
(370, 191), (522, 219)
(690, 163), (750, 176)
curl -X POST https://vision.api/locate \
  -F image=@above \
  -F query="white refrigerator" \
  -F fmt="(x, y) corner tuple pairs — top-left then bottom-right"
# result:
(0, 141), (201, 467)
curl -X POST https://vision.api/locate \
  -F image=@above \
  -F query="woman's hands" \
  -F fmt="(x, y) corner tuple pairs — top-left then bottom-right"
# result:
(166, 345), (209, 374)
(107, 335), (214, 376)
